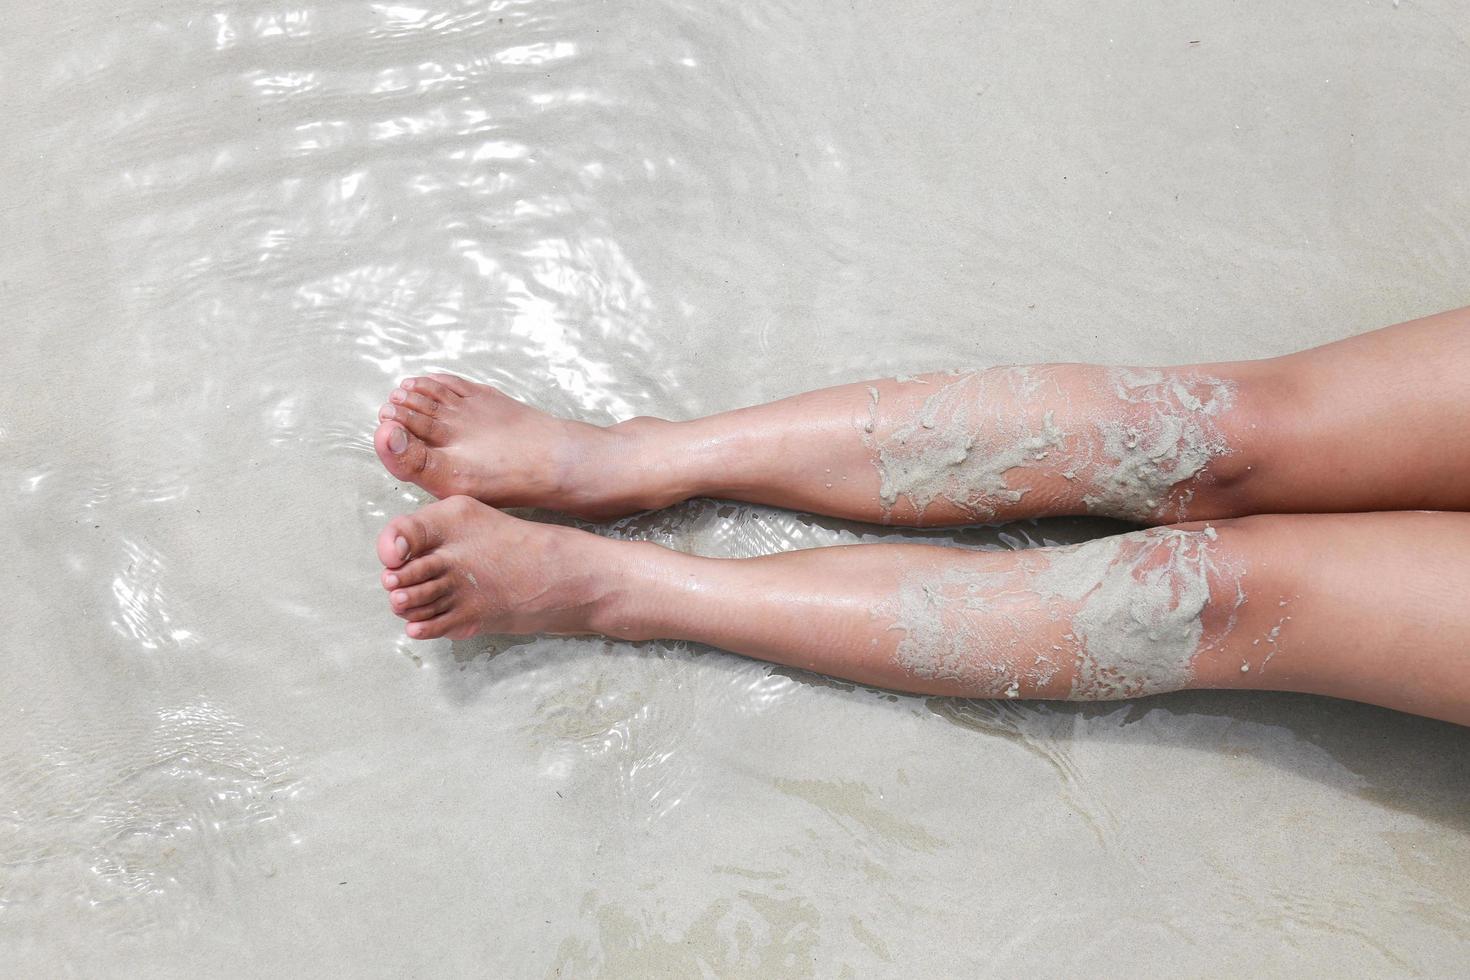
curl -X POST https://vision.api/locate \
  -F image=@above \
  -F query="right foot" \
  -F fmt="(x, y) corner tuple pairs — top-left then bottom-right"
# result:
(373, 374), (668, 519)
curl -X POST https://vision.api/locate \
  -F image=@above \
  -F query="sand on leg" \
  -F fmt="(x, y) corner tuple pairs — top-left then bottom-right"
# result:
(374, 306), (1470, 525)
(377, 501), (1470, 726)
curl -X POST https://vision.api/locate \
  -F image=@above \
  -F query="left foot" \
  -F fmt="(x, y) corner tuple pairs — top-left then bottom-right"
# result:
(373, 374), (667, 519)
(375, 495), (619, 640)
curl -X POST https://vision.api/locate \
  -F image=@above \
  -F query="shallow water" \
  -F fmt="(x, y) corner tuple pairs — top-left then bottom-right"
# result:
(4, 0), (1470, 974)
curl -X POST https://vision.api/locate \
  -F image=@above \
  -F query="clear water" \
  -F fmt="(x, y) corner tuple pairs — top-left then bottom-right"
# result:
(4, 0), (1469, 974)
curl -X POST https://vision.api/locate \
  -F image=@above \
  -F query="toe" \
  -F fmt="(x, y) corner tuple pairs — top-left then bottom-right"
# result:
(375, 512), (444, 569)
(406, 611), (463, 640)
(425, 373), (473, 397)
(375, 520), (411, 569)
(403, 377), (459, 403)
(388, 388), (443, 418)
(382, 554), (445, 590)
(374, 420), (432, 482)
(403, 596), (455, 622)
(390, 578), (450, 613)
(380, 405), (440, 442)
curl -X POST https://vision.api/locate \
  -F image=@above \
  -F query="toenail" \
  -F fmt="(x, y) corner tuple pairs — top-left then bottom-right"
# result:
(387, 426), (407, 454)
(409, 623), (424, 638)
(390, 389), (405, 403)
(395, 535), (409, 559)
(392, 591), (408, 605)
(382, 404), (398, 420)
(384, 574), (399, 588)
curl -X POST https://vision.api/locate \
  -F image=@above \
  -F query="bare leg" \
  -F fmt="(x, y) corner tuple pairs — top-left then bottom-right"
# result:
(376, 498), (1470, 726)
(374, 306), (1470, 525)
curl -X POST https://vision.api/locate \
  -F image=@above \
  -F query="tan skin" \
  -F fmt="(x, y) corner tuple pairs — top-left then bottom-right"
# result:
(370, 306), (1470, 726)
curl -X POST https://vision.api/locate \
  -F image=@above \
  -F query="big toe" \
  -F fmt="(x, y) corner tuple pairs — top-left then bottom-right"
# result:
(374, 420), (432, 483)
(376, 512), (443, 569)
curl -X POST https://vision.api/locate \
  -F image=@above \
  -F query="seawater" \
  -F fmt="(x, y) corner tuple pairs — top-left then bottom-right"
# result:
(4, 0), (1469, 974)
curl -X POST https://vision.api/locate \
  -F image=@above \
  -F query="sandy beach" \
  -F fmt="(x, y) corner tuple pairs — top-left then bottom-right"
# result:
(4, 0), (1469, 973)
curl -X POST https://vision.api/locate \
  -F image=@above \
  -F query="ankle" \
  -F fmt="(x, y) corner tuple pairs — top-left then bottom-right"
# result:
(580, 539), (679, 640)
(568, 416), (691, 516)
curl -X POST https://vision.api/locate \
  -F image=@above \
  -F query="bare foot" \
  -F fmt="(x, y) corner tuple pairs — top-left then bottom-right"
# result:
(376, 495), (622, 640)
(373, 374), (667, 519)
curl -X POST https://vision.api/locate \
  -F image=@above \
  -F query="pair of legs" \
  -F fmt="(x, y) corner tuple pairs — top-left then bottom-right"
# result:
(372, 307), (1470, 725)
